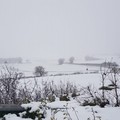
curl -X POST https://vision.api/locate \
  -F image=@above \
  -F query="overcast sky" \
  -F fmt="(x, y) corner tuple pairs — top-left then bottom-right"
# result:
(0, 0), (120, 59)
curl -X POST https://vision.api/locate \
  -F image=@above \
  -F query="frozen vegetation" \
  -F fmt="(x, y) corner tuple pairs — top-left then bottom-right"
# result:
(0, 56), (120, 120)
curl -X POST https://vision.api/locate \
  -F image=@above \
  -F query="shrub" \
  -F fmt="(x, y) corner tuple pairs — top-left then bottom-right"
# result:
(21, 102), (46, 120)
(22, 108), (43, 120)
(60, 94), (70, 101)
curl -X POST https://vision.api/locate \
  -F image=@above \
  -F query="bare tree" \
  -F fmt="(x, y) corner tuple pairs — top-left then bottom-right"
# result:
(69, 57), (75, 64)
(58, 58), (65, 65)
(34, 66), (47, 77)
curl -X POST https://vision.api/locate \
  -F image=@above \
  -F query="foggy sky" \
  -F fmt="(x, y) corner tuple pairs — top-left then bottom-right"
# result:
(0, 0), (120, 59)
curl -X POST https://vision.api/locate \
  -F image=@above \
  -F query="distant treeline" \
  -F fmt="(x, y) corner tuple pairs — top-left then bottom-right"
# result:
(0, 57), (22, 64)
(85, 56), (100, 61)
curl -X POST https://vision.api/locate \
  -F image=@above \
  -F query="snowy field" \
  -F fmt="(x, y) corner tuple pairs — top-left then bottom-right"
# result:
(1, 59), (100, 76)
(2, 55), (120, 76)
(0, 56), (120, 120)
(19, 73), (102, 91)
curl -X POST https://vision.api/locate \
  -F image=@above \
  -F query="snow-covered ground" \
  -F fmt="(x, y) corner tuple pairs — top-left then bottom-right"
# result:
(0, 56), (120, 120)
(3, 100), (120, 120)
(19, 73), (102, 91)
(45, 100), (120, 120)
(1, 55), (119, 76)
(1, 59), (100, 76)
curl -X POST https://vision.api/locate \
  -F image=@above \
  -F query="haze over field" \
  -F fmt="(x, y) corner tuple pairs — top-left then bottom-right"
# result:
(0, 0), (120, 59)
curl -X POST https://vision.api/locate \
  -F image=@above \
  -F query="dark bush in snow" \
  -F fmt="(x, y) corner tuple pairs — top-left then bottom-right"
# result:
(60, 94), (70, 101)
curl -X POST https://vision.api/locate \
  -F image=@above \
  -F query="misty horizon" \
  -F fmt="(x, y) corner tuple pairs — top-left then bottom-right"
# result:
(0, 0), (120, 59)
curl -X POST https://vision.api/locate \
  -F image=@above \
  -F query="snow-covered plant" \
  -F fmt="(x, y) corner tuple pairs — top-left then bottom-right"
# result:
(72, 107), (80, 120)
(87, 108), (102, 120)
(77, 85), (103, 107)
(0, 65), (23, 104)
(21, 102), (47, 120)
(50, 109), (60, 120)
(63, 103), (72, 120)
(99, 63), (120, 107)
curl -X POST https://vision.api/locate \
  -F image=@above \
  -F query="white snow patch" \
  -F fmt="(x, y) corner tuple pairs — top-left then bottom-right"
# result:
(4, 114), (32, 120)
(21, 102), (42, 112)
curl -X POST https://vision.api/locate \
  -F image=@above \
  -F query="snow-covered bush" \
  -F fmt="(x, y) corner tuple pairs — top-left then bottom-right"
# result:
(0, 65), (23, 104)
(21, 102), (46, 120)
(60, 94), (70, 101)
